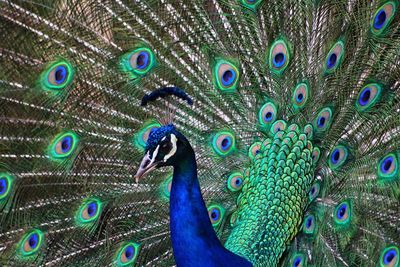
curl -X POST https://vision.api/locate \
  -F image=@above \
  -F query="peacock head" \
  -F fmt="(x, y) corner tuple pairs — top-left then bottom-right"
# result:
(134, 124), (189, 182)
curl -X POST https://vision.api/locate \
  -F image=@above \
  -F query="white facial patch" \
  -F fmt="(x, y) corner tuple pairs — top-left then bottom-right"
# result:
(163, 134), (177, 162)
(152, 145), (160, 161)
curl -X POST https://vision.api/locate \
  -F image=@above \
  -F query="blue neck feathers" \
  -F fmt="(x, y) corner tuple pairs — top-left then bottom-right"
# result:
(169, 145), (252, 267)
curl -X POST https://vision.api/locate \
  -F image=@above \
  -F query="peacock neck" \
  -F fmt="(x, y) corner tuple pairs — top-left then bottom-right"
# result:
(169, 146), (252, 267)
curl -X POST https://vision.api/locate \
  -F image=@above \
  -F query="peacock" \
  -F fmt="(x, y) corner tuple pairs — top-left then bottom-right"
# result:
(0, 0), (399, 266)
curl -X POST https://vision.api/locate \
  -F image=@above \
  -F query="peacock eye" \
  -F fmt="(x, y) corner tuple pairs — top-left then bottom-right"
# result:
(128, 49), (154, 73)
(248, 142), (262, 160)
(214, 60), (240, 92)
(308, 182), (320, 201)
(19, 229), (44, 257)
(380, 246), (399, 267)
(314, 107), (333, 132)
(356, 83), (382, 112)
(303, 214), (316, 234)
(334, 200), (351, 225)
(269, 39), (290, 74)
(75, 198), (102, 225)
(227, 172), (244, 192)
(291, 253), (305, 267)
(377, 153), (399, 180)
(131, 51), (150, 70)
(41, 60), (74, 90)
(371, 2), (397, 35)
(49, 65), (67, 84)
(120, 47), (155, 77)
(258, 102), (277, 126)
(270, 120), (287, 135)
(115, 242), (140, 266)
(134, 122), (161, 150)
(328, 145), (349, 170)
(324, 41), (344, 74)
(207, 204), (225, 227)
(292, 82), (309, 109)
(0, 173), (13, 200)
(212, 131), (236, 156)
(49, 131), (79, 161)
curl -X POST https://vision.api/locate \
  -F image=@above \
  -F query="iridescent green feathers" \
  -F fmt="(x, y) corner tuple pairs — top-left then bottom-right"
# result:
(0, 0), (399, 266)
(225, 122), (315, 265)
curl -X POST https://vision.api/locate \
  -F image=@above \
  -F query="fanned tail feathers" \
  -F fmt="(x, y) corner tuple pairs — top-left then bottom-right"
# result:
(0, 0), (399, 266)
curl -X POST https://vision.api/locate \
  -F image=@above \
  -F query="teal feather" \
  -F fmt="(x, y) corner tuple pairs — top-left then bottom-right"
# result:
(0, 0), (399, 266)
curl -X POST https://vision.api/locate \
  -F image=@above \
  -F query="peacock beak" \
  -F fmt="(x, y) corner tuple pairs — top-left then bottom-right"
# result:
(134, 146), (160, 183)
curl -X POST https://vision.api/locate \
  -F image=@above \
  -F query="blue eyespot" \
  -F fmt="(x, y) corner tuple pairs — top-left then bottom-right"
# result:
(221, 137), (232, 151)
(337, 204), (347, 219)
(294, 257), (301, 267)
(269, 39), (290, 74)
(318, 117), (325, 127)
(380, 245), (399, 267)
(314, 107), (333, 132)
(120, 47), (156, 78)
(331, 149), (340, 164)
(334, 200), (351, 225)
(115, 242), (140, 266)
(0, 173), (13, 200)
(371, 2), (397, 35)
(309, 182), (320, 201)
(0, 178), (6, 195)
(381, 156), (394, 173)
(324, 41), (344, 74)
(303, 214), (316, 235)
(327, 54), (337, 69)
(75, 198), (103, 226)
(136, 51), (150, 70)
(212, 131), (236, 156)
(273, 52), (286, 68)
(87, 202), (97, 217)
(221, 69), (236, 87)
(377, 153), (398, 181)
(359, 87), (371, 106)
(258, 102), (278, 126)
(356, 83), (382, 112)
(54, 65), (67, 84)
(41, 60), (74, 90)
(306, 217), (312, 228)
(49, 131), (79, 161)
(214, 60), (240, 92)
(211, 209), (219, 221)
(291, 254), (305, 267)
(208, 205), (225, 227)
(297, 93), (303, 101)
(292, 82), (310, 110)
(227, 172), (244, 192)
(124, 245), (134, 260)
(28, 234), (39, 249)
(60, 136), (72, 153)
(374, 10), (387, 30)
(18, 229), (44, 257)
